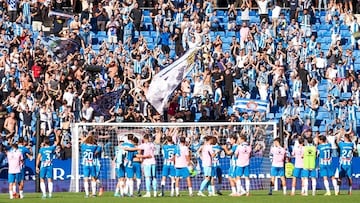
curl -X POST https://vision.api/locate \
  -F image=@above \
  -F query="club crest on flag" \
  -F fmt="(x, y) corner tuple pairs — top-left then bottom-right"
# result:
(233, 98), (268, 112)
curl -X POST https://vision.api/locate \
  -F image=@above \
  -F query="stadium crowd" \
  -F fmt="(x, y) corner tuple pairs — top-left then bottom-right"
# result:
(0, 0), (360, 162)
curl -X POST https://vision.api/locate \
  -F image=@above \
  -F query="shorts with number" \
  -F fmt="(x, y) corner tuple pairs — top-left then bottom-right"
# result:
(162, 165), (175, 177)
(339, 165), (352, 178)
(203, 166), (212, 177)
(319, 165), (334, 177)
(116, 165), (125, 179)
(235, 166), (250, 177)
(212, 166), (222, 178)
(144, 164), (156, 177)
(228, 165), (236, 178)
(271, 167), (284, 177)
(175, 167), (190, 178)
(83, 165), (96, 178)
(133, 162), (142, 179)
(40, 166), (53, 179)
(8, 173), (20, 183)
(292, 168), (303, 178)
(302, 169), (317, 178)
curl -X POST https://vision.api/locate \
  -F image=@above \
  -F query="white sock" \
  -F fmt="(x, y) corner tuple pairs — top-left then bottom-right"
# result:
(332, 179), (338, 193)
(40, 182), (46, 196)
(9, 190), (13, 199)
(161, 180), (165, 186)
(20, 190), (24, 198)
(188, 187), (192, 195)
(115, 187), (119, 195)
(175, 187), (179, 195)
(211, 185), (215, 194)
(283, 186), (287, 195)
(12, 185), (16, 193)
(170, 180), (175, 195)
(236, 179), (242, 193)
(124, 180), (129, 195)
(291, 187), (295, 194)
(304, 179), (308, 194)
(324, 179), (330, 193)
(119, 181), (124, 196)
(48, 182), (53, 195)
(231, 186), (236, 194)
(136, 179), (141, 191)
(312, 179), (316, 195)
(245, 179), (250, 193)
(91, 181), (96, 195)
(84, 182), (89, 196)
(128, 179), (134, 196)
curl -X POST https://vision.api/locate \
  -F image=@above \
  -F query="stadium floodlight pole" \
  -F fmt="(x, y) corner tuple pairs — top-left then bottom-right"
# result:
(35, 112), (41, 193)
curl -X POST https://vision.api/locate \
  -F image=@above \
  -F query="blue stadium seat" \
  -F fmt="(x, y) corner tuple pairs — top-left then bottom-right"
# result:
(97, 31), (107, 37)
(143, 9), (150, 16)
(340, 24), (349, 30)
(194, 113), (202, 122)
(217, 10), (225, 16)
(226, 31), (236, 37)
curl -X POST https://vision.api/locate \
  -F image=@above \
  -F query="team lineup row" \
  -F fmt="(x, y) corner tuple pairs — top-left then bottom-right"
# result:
(5, 132), (355, 199)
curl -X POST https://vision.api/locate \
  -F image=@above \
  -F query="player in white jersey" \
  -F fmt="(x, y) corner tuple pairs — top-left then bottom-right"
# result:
(7, 144), (23, 199)
(113, 139), (126, 197)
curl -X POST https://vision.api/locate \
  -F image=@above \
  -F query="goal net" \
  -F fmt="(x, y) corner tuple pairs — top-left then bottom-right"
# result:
(69, 122), (277, 193)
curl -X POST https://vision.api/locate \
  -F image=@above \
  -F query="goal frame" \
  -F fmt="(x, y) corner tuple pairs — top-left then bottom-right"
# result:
(70, 121), (278, 192)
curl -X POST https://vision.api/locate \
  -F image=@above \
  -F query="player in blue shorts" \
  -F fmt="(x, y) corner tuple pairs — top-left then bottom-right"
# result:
(80, 134), (99, 198)
(130, 137), (143, 196)
(161, 136), (176, 197)
(337, 134), (355, 195)
(222, 135), (240, 196)
(175, 137), (193, 196)
(318, 135), (338, 196)
(211, 137), (223, 196)
(234, 135), (252, 196)
(17, 137), (33, 199)
(93, 143), (103, 196)
(6, 143), (23, 199)
(122, 134), (136, 197)
(36, 134), (59, 199)
(113, 139), (125, 197)
(291, 137), (304, 196)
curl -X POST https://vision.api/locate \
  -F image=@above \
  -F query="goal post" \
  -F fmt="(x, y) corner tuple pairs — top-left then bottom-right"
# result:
(70, 121), (278, 193)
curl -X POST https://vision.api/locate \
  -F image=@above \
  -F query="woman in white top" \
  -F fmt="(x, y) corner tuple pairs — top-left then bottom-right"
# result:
(309, 78), (319, 106)
(192, 74), (203, 97)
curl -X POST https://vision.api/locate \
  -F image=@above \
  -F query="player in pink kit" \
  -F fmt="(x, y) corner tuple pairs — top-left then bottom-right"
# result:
(138, 134), (158, 197)
(268, 138), (287, 195)
(234, 135), (252, 196)
(291, 137), (305, 195)
(197, 136), (215, 197)
(7, 144), (23, 199)
(174, 137), (193, 197)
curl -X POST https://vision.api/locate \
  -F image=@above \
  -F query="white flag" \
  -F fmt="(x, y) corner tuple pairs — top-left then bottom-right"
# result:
(146, 47), (199, 114)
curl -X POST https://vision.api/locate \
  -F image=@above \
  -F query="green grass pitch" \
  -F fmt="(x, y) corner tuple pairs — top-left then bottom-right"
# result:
(0, 190), (358, 203)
